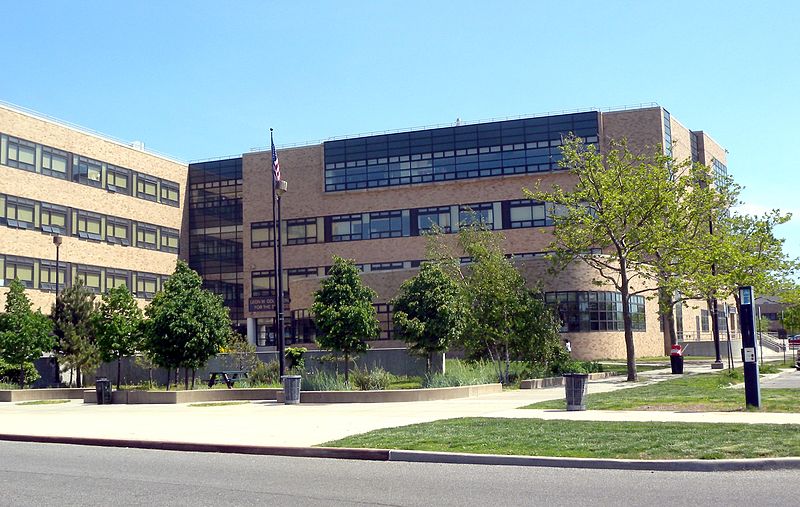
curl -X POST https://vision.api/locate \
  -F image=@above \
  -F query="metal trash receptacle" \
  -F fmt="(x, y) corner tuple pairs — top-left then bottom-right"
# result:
(563, 373), (589, 411)
(95, 377), (112, 405)
(282, 375), (301, 405)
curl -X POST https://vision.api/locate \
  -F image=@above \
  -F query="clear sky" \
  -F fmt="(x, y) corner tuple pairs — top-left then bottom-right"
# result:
(1, 0), (798, 263)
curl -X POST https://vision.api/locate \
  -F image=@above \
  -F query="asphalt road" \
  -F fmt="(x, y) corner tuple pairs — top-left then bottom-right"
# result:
(0, 441), (794, 506)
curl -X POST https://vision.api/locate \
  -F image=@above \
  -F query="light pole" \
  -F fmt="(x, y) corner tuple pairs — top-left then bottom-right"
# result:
(53, 234), (62, 295)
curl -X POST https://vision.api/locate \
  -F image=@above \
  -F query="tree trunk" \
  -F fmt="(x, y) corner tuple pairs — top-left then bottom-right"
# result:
(174, 368), (179, 388)
(426, 351), (432, 375)
(165, 368), (171, 391)
(116, 354), (122, 391)
(191, 369), (196, 390)
(619, 259), (638, 382)
(76, 366), (82, 388)
(658, 287), (676, 352)
(184, 368), (189, 391)
(18, 362), (25, 389)
(344, 353), (349, 384)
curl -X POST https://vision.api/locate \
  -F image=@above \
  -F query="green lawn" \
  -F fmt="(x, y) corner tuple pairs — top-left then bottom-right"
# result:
(322, 417), (800, 459)
(16, 399), (71, 406)
(525, 368), (800, 412)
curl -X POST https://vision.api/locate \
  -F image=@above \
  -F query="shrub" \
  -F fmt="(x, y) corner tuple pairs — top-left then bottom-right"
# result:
(300, 369), (350, 391)
(0, 359), (40, 386)
(350, 366), (392, 391)
(285, 346), (307, 372)
(249, 360), (280, 385)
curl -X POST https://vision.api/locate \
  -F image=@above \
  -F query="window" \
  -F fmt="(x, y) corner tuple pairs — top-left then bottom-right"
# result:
(72, 156), (102, 187)
(251, 222), (275, 248)
(76, 211), (103, 241)
(4, 197), (35, 229)
(106, 269), (130, 291)
(6, 137), (36, 171)
(75, 266), (102, 293)
(459, 203), (494, 229)
(369, 210), (404, 239)
(331, 214), (363, 241)
(135, 273), (159, 299)
(106, 217), (130, 246)
(370, 262), (404, 272)
(375, 303), (393, 340)
(160, 228), (179, 253)
(40, 204), (68, 234)
(136, 175), (158, 201)
(252, 270), (275, 296)
(106, 165), (131, 194)
(136, 224), (158, 250)
(545, 291), (646, 333)
(5, 257), (35, 288)
(39, 261), (66, 292)
(508, 200), (548, 228)
(286, 218), (317, 245)
(417, 206), (451, 233)
(287, 267), (318, 282)
(41, 147), (68, 179)
(701, 309), (710, 333)
(160, 181), (180, 206)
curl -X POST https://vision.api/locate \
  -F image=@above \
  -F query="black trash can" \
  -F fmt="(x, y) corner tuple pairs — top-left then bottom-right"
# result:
(670, 355), (684, 374)
(563, 373), (589, 411)
(95, 377), (112, 405)
(282, 375), (301, 405)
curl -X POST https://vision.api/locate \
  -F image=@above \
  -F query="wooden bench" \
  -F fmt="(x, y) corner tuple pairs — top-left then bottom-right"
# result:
(207, 371), (248, 389)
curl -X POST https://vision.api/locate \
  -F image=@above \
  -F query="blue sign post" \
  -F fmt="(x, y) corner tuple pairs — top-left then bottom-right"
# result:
(738, 286), (761, 408)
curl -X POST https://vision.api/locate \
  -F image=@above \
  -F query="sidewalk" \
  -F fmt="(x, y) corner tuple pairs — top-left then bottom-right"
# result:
(2, 363), (797, 449)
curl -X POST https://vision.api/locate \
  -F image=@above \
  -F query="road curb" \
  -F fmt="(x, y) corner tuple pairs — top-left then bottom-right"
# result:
(2, 433), (798, 471)
(0, 434), (388, 461)
(387, 450), (800, 472)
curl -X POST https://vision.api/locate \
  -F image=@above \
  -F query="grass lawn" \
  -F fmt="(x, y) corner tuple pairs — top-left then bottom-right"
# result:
(525, 368), (800, 412)
(322, 417), (800, 459)
(16, 399), (71, 406)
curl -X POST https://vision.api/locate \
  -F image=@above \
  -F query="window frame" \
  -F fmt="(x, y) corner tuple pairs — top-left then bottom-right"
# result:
(76, 211), (104, 241)
(331, 214), (363, 242)
(105, 217), (131, 246)
(160, 227), (180, 253)
(5, 136), (36, 172)
(40, 203), (69, 235)
(160, 181), (180, 207)
(75, 265), (103, 294)
(136, 175), (159, 202)
(4, 256), (35, 288)
(106, 165), (132, 195)
(72, 156), (103, 188)
(286, 217), (318, 245)
(4, 196), (36, 229)
(251, 222), (275, 248)
(41, 146), (69, 179)
(136, 223), (158, 250)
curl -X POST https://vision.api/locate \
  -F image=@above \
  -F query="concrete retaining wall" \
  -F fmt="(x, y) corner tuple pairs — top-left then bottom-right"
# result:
(83, 388), (282, 404)
(0, 388), (88, 402)
(276, 383), (502, 403)
(519, 372), (617, 390)
(680, 340), (742, 357)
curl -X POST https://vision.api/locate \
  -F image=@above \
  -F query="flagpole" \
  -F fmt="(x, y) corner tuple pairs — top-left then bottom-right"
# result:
(270, 128), (286, 378)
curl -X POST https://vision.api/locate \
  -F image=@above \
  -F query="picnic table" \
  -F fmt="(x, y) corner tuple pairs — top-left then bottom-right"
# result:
(207, 370), (248, 389)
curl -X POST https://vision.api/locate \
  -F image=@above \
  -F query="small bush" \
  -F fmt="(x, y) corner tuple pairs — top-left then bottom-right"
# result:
(249, 360), (280, 385)
(350, 366), (392, 391)
(285, 346), (307, 372)
(301, 369), (350, 391)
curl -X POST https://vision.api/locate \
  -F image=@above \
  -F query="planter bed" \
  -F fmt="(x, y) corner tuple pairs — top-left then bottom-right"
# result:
(0, 388), (89, 403)
(519, 371), (617, 389)
(276, 383), (502, 403)
(83, 388), (282, 405)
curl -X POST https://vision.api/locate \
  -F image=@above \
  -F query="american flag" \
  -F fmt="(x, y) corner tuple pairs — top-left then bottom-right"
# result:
(271, 134), (281, 183)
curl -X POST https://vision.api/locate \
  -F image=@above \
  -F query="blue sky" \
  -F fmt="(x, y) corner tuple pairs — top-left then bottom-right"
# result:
(1, 0), (798, 263)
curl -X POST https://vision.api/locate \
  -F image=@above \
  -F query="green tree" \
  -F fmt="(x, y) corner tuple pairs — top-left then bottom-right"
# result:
(143, 260), (231, 390)
(221, 332), (259, 374)
(392, 262), (465, 373)
(311, 256), (379, 383)
(51, 279), (99, 387)
(512, 290), (564, 368)
(0, 280), (54, 388)
(93, 285), (144, 390)
(526, 136), (694, 381)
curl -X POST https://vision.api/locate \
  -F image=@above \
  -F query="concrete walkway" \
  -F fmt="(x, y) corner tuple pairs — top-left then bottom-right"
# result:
(2, 362), (798, 449)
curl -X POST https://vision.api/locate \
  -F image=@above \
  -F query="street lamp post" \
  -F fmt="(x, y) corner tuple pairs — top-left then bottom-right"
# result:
(53, 235), (62, 295)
